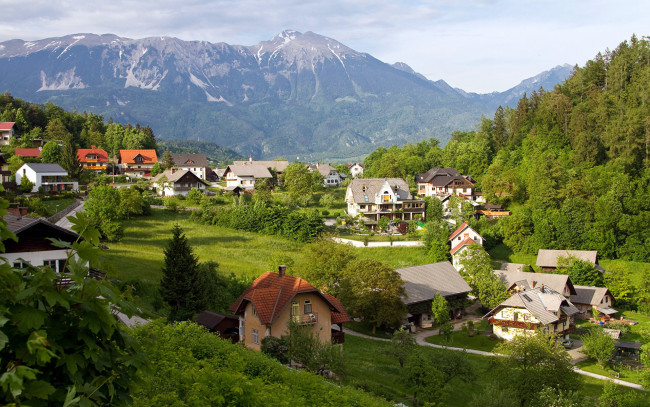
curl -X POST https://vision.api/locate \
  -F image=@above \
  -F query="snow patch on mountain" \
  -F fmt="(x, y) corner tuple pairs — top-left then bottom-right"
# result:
(37, 68), (86, 91)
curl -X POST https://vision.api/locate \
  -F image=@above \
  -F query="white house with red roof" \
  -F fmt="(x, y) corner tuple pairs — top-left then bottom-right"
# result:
(119, 149), (158, 177)
(0, 122), (16, 145)
(449, 221), (484, 270)
(77, 147), (109, 172)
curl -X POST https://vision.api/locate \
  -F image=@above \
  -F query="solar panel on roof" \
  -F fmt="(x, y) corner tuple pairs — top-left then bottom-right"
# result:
(522, 294), (532, 302)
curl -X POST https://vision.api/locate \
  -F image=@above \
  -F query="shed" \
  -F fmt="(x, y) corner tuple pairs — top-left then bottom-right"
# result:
(195, 311), (240, 343)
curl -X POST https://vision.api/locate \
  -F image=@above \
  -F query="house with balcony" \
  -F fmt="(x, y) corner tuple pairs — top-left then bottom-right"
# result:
(306, 163), (345, 187)
(416, 167), (484, 204)
(0, 122), (16, 145)
(77, 147), (109, 172)
(151, 169), (208, 196)
(229, 266), (350, 351)
(15, 163), (78, 193)
(223, 164), (272, 189)
(345, 178), (425, 224)
(483, 286), (580, 341)
(119, 149), (158, 178)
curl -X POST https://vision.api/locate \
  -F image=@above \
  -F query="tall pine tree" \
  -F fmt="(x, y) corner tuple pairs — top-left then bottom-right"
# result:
(160, 225), (203, 321)
(59, 134), (82, 180)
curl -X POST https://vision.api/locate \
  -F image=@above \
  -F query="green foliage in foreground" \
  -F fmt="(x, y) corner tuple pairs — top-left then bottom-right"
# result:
(130, 321), (392, 407)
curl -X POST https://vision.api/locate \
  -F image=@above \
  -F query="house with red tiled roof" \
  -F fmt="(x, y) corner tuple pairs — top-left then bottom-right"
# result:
(0, 122), (16, 146)
(119, 149), (158, 178)
(449, 221), (484, 270)
(230, 266), (350, 350)
(77, 147), (109, 172)
(14, 148), (41, 159)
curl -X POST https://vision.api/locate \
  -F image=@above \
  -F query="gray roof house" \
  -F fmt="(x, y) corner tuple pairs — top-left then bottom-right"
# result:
(536, 249), (604, 272)
(396, 261), (471, 327)
(223, 164), (273, 189)
(484, 286), (580, 341)
(494, 270), (577, 298)
(570, 285), (617, 317)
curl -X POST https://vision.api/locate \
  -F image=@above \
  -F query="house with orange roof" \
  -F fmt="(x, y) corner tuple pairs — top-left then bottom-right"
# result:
(14, 148), (41, 159)
(0, 122), (16, 145)
(230, 266), (350, 351)
(119, 149), (158, 177)
(449, 221), (484, 270)
(77, 146), (109, 172)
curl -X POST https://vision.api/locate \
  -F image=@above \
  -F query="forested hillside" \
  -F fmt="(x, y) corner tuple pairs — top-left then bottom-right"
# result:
(363, 36), (650, 261)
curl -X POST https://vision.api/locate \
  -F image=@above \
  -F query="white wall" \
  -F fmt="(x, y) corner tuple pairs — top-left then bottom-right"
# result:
(2, 250), (78, 273)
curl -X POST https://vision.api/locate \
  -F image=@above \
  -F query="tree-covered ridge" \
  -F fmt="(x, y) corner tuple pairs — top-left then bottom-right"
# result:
(156, 140), (245, 167)
(0, 93), (157, 157)
(361, 36), (650, 261)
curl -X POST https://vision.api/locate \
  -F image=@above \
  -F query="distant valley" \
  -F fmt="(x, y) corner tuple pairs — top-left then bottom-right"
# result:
(0, 31), (572, 160)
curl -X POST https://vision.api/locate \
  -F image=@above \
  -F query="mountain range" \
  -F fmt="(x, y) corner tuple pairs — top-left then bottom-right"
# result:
(0, 31), (572, 160)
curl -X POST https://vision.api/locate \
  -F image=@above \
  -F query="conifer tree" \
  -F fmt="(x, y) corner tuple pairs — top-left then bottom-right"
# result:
(160, 224), (203, 321)
(161, 150), (175, 170)
(59, 134), (82, 180)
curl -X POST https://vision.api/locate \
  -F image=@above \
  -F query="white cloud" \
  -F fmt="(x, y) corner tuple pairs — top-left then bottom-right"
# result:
(2, 0), (648, 92)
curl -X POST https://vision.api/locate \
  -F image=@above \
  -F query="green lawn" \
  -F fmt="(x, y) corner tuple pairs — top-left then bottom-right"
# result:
(576, 359), (647, 385)
(488, 243), (537, 265)
(425, 330), (503, 352)
(342, 335), (646, 406)
(344, 321), (393, 339)
(40, 197), (76, 215)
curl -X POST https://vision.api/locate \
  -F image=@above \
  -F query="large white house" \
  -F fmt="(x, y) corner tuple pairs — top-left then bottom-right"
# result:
(15, 163), (78, 193)
(2, 214), (80, 273)
(0, 122), (16, 146)
(345, 178), (425, 223)
(223, 164), (272, 189)
(171, 153), (210, 180)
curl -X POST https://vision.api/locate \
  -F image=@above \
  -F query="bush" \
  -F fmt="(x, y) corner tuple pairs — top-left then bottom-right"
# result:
(321, 209), (330, 216)
(261, 336), (289, 364)
(320, 194), (336, 208)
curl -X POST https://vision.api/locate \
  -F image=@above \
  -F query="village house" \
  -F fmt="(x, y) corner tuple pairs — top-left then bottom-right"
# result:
(484, 286), (580, 341)
(77, 146), (109, 172)
(536, 249), (605, 273)
(416, 167), (483, 203)
(230, 266), (350, 351)
(396, 262), (471, 328)
(494, 269), (577, 298)
(232, 159), (290, 179)
(14, 147), (42, 159)
(570, 285), (617, 320)
(171, 153), (210, 180)
(151, 169), (208, 196)
(119, 149), (158, 178)
(223, 164), (272, 190)
(2, 214), (80, 273)
(448, 221), (484, 271)
(0, 154), (12, 189)
(15, 163), (78, 193)
(306, 163), (345, 187)
(0, 122), (16, 145)
(345, 178), (425, 223)
(347, 162), (364, 178)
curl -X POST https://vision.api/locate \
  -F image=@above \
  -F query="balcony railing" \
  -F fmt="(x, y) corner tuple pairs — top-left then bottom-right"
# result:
(292, 312), (318, 325)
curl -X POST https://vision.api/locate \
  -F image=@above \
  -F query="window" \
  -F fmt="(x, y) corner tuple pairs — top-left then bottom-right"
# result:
(304, 300), (312, 314)
(291, 301), (300, 322)
(513, 312), (519, 321)
(383, 194), (390, 202)
(43, 259), (58, 272)
(13, 261), (24, 268)
(252, 329), (259, 345)
(502, 327), (509, 333)
(364, 195), (368, 202)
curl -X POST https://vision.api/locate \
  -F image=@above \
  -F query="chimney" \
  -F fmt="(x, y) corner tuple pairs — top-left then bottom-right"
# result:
(531, 280), (536, 288)
(91, 145), (96, 149)
(249, 154), (253, 162)
(278, 265), (286, 277)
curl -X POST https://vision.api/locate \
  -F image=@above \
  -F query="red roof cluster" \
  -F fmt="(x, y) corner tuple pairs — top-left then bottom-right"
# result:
(230, 272), (349, 325)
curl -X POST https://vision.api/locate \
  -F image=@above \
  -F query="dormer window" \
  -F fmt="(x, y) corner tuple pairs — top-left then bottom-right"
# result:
(362, 186), (367, 192)
(134, 155), (144, 163)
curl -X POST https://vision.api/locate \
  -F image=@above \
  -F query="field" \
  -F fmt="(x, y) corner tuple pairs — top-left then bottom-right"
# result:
(342, 335), (648, 407)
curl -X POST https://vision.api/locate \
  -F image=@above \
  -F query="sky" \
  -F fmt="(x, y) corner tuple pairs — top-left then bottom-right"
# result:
(1, 0), (648, 93)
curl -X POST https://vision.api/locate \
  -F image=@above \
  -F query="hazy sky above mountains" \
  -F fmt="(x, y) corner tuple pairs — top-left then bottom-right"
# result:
(2, 0), (647, 93)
